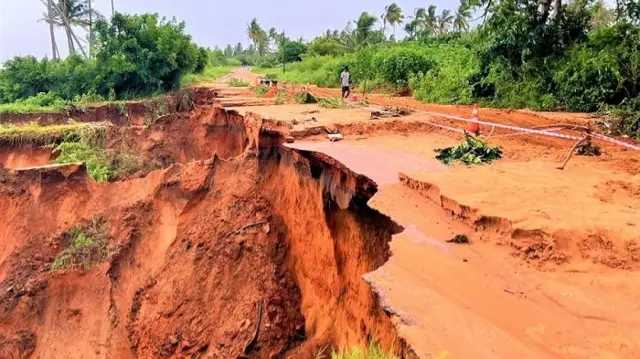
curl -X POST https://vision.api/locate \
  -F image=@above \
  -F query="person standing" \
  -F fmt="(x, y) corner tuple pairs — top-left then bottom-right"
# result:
(340, 66), (351, 99)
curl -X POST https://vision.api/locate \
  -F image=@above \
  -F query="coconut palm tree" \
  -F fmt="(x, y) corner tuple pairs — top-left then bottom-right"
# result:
(247, 18), (267, 55)
(382, 3), (404, 38)
(46, 0), (59, 59)
(437, 9), (454, 35)
(453, 3), (472, 32)
(40, 0), (101, 56)
(354, 12), (378, 48)
(425, 5), (439, 33)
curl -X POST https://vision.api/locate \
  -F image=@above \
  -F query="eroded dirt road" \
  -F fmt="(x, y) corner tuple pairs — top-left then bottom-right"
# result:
(1, 66), (639, 359)
(236, 67), (640, 358)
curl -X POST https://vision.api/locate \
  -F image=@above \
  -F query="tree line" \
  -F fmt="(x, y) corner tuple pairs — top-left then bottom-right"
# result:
(238, 0), (639, 138)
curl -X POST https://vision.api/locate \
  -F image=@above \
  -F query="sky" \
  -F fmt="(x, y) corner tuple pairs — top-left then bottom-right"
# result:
(0, 0), (454, 62)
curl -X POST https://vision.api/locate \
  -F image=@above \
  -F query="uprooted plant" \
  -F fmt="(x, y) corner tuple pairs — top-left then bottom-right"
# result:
(51, 218), (108, 271)
(294, 90), (318, 104)
(435, 133), (503, 165)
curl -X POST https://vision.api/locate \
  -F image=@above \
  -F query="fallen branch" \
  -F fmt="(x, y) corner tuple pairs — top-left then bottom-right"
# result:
(557, 136), (589, 171)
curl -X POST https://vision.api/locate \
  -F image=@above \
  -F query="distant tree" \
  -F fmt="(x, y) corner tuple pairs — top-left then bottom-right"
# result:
(40, 0), (102, 56)
(247, 18), (268, 55)
(425, 5), (439, 33)
(454, 2), (472, 32)
(283, 41), (307, 62)
(354, 12), (378, 48)
(224, 44), (234, 57)
(308, 36), (346, 56)
(382, 3), (405, 38)
(234, 42), (243, 56)
(437, 9), (454, 34)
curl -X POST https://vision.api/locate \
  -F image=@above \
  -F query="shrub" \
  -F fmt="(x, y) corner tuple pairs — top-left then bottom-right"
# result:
(373, 45), (435, 89)
(51, 218), (108, 271)
(228, 78), (250, 87)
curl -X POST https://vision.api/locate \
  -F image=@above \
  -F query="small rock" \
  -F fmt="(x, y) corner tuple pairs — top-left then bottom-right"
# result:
(463, 258), (468, 262)
(34, 254), (43, 261)
(284, 136), (295, 144)
(169, 337), (179, 346)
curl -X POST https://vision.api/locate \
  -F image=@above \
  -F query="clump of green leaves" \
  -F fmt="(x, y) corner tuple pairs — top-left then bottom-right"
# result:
(53, 141), (111, 181)
(294, 90), (318, 104)
(318, 97), (350, 109)
(253, 84), (269, 97)
(51, 218), (108, 271)
(227, 77), (250, 87)
(435, 134), (503, 165)
(275, 89), (287, 105)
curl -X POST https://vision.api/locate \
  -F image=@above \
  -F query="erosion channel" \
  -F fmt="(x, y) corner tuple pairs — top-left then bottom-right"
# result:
(0, 106), (413, 358)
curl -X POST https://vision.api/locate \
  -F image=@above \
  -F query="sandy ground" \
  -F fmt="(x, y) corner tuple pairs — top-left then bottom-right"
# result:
(240, 68), (640, 358)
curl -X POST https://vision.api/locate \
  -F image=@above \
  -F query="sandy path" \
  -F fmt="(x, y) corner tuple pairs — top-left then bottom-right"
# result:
(287, 136), (640, 358)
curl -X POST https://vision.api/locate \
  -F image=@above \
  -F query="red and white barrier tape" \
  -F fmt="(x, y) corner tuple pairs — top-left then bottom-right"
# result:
(590, 133), (640, 152)
(422, 111), (584, 141)
(421, 111), (640, 151)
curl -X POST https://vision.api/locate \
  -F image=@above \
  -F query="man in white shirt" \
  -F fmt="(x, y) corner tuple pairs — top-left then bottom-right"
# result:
(340, 66), (351, 99)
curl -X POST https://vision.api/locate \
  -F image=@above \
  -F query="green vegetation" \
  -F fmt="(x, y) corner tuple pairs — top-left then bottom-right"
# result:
(243, 0), (640, 139)
(435, 134), (503, 165)
(227, 78), (251, 87)
(0, 13), (211, 113)
(325, 343), (397, 359)
(318, 97), (352, 109)
(253, 84), (270, 97)
(51, 218), (108, 271)
(180, 65), (236, 87)
(0, 121), (107, 146)
(294, 90), (319, 104)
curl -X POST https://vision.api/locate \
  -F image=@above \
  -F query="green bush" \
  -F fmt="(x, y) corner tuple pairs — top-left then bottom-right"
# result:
(51, 218), (108, 271)
(0, 13), (207, 105)
(372, 45), (435, 88)
(409, 44), (479, 104)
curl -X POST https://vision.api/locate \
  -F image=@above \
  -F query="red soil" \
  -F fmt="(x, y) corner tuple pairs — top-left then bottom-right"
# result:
(0, 107), (412, 358)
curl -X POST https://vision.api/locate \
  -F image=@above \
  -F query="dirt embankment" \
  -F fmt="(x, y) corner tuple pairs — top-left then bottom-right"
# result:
(0, 87), (218, 127)
(0, 108), (412, 358)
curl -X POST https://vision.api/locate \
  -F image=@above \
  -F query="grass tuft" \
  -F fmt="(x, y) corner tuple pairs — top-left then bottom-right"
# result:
(0, 121), (108, 147)
(51, 218), (108, 271)
(328, 343), (397, 359)
(227, 78), (250, 87)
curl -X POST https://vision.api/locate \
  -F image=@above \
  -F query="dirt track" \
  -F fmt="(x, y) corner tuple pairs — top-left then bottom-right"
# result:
(0, 67), (639, 358)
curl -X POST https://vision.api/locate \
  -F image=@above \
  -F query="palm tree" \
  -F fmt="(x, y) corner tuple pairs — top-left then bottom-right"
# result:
(354, 12), (378, 48)
(46, 0), (59, 59)
(425, 5), (438, 33)
(437, 9), (454, 35)
(247, 17), (264, 53)
(382, 3), (404, 38)
(453, 3), (472, 32)
(40, 0), (101, 57)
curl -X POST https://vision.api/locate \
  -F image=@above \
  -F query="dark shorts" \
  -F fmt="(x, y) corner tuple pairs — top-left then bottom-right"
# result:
(341, 86), (350, 96)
